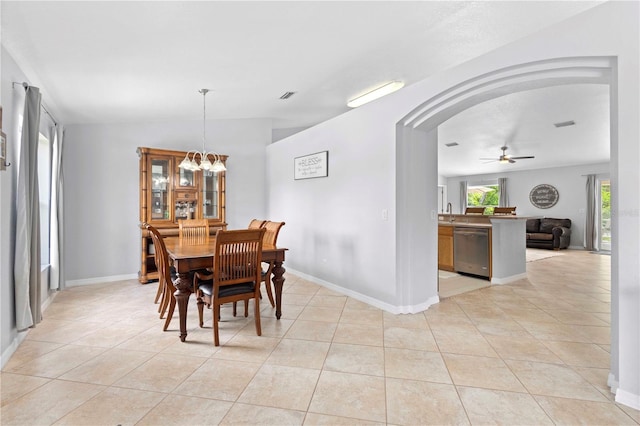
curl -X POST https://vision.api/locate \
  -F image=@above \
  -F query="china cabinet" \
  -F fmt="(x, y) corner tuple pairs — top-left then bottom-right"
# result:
(138, 147), (227, 283)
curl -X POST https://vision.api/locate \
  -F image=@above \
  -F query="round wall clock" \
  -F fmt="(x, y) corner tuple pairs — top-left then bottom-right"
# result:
(529, 184), (559, 209)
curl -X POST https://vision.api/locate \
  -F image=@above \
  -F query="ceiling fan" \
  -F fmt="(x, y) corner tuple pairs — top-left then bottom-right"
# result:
(480, 146), (535, 164)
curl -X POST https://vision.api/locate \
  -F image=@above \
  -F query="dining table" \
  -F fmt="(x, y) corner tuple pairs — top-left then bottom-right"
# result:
(163, 236), (288, 342)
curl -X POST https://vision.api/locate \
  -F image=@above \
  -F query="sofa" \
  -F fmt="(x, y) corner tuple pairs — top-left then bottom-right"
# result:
(526, 218), (572, 250)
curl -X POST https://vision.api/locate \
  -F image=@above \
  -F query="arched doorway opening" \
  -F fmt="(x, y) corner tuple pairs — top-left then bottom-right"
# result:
(394, 54), (617, 385)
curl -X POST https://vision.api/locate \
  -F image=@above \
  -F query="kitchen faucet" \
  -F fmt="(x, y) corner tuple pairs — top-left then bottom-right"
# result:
(446, 202), (454, 222)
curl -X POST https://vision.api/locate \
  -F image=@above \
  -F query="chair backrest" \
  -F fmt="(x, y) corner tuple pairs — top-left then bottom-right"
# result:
(262, 221), (285, 247)
(179, 218), (209, 241)
(465, 207), (486, 215)
(145, 223), (175, 292)
(493, 207), (517, 215)
(248, 219), (266, 229)
(213, 228), (265, 291)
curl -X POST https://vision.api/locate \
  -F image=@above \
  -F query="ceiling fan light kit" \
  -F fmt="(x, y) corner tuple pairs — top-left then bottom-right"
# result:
(480, 145), (535, 164)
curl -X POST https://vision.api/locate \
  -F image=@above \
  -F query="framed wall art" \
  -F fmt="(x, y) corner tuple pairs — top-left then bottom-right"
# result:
(529, 183), (559, 209)
(294, 151), (328, 180)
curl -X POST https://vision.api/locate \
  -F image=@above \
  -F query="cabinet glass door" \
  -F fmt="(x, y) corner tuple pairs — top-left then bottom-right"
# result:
(150, 159), (170, 220)
(201, 171), (219, 219)
(177, 167), (195, 188)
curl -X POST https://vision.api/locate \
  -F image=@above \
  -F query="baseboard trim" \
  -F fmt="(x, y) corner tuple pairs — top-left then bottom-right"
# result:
(66, 273), (138, 287)
(608, 372), (619, 393)
(491, 272), (528, 285)
(285, 267), (439, 314)
(1, 289), (60, 369)
(41, 291), (57, 312)
(615, 388), (640, 411)
(1, 330), (29, 370)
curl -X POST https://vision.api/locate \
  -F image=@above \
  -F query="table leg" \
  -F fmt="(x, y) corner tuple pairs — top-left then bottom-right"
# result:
(271, 260), (285, 320)
(173, 271), (192, 342)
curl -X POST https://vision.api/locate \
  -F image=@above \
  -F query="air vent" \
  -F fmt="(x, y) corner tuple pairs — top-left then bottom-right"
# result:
(445, 142), (459, 147)
(279, 91), (297, 100)
(554, 120), (576, 128)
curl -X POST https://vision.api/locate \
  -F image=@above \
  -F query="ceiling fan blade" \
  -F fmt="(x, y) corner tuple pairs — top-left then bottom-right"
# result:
(509, 159), (516, 163)
(479, 157), (499, 160)
(510, 155), (535, 159)
(482, 160), (498, 164)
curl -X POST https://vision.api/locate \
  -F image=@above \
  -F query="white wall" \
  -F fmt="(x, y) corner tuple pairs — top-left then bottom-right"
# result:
(267, 1), (639, 408)
(272, 127), (308, 143)
(446, 162), (610, 248)
(63, 118), (271, 282)
(266, 106), (399, 307)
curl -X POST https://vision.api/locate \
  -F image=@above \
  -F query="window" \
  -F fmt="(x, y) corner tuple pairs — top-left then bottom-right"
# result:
(600, 180), (611, 251)
(38, 133), (51, 265)
(467, 183), (499, 214)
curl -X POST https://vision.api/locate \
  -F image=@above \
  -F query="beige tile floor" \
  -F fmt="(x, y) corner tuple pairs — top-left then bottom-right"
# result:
(438, 272), (490, 298)
(2, 249), (639, 425)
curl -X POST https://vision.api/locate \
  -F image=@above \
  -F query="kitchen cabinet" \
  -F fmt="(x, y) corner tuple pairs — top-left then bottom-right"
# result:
(137, 146), (227, 283)
(438, 225), (455, 271)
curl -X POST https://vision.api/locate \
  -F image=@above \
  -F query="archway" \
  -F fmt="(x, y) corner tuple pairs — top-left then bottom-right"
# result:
(394, 55), (617, 385)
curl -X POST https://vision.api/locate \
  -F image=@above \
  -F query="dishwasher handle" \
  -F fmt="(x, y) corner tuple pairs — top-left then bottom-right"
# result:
(454, 228), (488, 236)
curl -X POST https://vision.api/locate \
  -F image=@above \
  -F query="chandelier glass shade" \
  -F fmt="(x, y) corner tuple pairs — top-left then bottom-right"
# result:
(179, 89), (226, 173)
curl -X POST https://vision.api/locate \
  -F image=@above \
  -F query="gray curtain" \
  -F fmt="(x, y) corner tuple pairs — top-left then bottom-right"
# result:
(459, 181), (468, 214)
(49, 124), (65, 290)
(498, 177), (509, 207)
(14, 86), (42, 330)
(585, 174), (598, 251)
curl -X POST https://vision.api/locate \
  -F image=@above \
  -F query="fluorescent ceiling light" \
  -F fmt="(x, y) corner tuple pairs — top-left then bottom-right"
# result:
(347, 81), (404, 108)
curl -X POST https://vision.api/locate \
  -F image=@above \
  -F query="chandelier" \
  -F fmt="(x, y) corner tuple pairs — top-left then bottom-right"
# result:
(178, 89), (226, 173)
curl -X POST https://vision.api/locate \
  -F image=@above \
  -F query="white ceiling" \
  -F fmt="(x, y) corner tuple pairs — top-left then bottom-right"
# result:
(438, 84), (610, 177)
(2, 1), (609, 176)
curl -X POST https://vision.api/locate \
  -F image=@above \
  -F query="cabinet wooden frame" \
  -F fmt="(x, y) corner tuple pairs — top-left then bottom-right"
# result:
(137, 146), (228, 283)
(438, 225), (455, 272)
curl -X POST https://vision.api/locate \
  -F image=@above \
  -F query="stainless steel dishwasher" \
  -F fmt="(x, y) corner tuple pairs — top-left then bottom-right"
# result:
(453, 227), (490, 278)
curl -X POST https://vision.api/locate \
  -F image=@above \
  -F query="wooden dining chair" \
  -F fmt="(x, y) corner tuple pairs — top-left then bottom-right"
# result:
(178, 218), (210, 242)
(193, 228), (266, 346)
(144, 222), (167, 307)
(145, 223), (178, 331)
(465, 206), (486, 215)
(260, 221), (285, 307)
(179, 218), (212, 277)
(493, 206), (517, 215)
(248, 219), (266, 229)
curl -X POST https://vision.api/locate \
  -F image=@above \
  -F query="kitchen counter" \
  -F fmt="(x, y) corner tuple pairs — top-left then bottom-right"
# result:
(438, 213), (522, 223)
(438, 214), (528, 284)
(437, 221), (492, 228)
